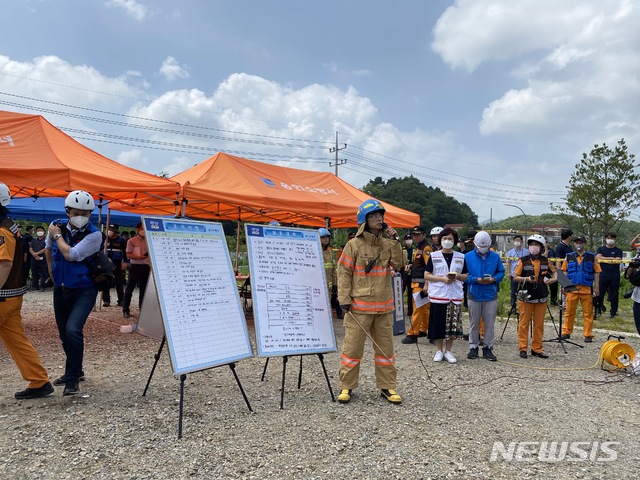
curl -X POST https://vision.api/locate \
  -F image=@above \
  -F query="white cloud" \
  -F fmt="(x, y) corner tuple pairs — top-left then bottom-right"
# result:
(158, 56), (190, 82)
(105, 0), (148, 21)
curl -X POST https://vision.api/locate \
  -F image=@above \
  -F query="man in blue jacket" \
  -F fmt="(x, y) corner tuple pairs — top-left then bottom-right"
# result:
(464, 231), (505, 361)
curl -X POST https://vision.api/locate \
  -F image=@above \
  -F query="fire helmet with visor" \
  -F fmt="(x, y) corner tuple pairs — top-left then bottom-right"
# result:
(356, 199), (386, 225)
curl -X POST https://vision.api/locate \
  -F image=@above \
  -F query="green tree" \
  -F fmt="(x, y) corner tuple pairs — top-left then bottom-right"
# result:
(551, 139), (640, 248)
(361, 176), (478, 230)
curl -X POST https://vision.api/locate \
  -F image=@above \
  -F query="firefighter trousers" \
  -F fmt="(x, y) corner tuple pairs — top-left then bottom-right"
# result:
(407, 284), (430, 336)
(339, 311), (396, 390)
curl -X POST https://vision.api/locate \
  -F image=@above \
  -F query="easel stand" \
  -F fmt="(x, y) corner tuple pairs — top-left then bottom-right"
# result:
(261, 353), (336, 409)
(143, 336), (254, 438)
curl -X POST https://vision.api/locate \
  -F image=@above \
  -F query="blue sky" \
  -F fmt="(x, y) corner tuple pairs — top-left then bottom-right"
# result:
(1, 0), (639, 223)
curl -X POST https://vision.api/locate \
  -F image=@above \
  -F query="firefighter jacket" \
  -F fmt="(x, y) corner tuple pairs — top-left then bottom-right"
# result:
(322, 245), (337, 289)
(515, 255), (554, 302)
(427, 250), (465, 304)
(565, 252), (595, 286)
(337, 222), (404, 313)
(0, 217), (28, 298)
(411, 239), (432, 285)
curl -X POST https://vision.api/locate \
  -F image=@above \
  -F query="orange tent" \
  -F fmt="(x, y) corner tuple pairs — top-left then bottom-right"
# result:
(114, 152), (419, 227)
(0, 110), (180, 205)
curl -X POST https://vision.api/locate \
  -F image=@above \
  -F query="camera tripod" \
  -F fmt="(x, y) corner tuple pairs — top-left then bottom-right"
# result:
(543, 292), (583, 353)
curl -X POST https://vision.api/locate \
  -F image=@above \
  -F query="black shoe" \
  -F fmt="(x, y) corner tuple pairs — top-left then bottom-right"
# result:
(467, 347), (479, 359)
(561, 334), (571, 340)
(401, 335), (418, 344)
(584, 337), (593, 343)
(519, 350), (528, 359)
(15, 381), (54, 400)
(123, 311), (131, 319)
(418, 331), (427, 337)
(53, 371), (85, 386)
(609, 313), (616, 319)
(531, 351), (549, 359)
(103, 302), (110, 307)
(483, 347), (497, 361)
(63, 381), (80, 396)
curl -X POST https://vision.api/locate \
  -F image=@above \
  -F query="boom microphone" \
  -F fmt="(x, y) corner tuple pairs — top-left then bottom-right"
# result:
(382, 222), (399, 241)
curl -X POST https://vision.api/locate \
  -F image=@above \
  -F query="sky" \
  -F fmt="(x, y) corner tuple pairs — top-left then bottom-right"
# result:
(1, 0), (639, 224)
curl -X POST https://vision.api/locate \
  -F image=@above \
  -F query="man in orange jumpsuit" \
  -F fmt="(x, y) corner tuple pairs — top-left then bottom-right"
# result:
(0, 182), (54, 399)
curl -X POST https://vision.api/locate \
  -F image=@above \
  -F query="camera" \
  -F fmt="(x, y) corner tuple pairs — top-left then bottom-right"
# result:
(517, 289), (532, 302)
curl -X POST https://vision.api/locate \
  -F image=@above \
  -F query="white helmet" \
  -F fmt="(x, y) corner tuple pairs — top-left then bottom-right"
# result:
(527, 234), (546, 247)
(65, 190), (94, 211)
(474, 231), (492, 248)
(0, 182), (10, 207)
(430, 226), (443, 236)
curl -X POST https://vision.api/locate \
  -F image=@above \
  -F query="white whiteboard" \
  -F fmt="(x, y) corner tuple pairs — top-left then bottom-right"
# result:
(143, 217), (253, 375)
(245, 224), (337, 356)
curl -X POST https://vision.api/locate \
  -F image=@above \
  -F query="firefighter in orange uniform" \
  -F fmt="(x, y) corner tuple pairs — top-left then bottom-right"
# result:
(401, 225), (432, 344)
(337, 199), (404, 404)
(513, 234), (557, 359)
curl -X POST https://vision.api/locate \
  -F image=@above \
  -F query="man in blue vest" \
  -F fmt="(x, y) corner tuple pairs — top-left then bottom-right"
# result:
(45, 190), (102, 396)
(561, 236), (601, 342)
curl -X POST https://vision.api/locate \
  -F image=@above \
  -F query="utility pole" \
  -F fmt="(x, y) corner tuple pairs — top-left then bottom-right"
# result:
(329, 131), (347, 176)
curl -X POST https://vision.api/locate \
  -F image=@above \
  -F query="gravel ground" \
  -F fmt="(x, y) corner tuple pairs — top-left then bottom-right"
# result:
(1, 289), (639, 480)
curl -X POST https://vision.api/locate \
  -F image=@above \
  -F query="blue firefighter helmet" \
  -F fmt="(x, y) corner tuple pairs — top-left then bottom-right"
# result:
(356, 199), (386, 224)
(318, 228), (331, 237)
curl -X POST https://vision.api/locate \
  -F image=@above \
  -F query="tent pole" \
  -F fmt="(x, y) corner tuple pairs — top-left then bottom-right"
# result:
(235, 208), (241, 275)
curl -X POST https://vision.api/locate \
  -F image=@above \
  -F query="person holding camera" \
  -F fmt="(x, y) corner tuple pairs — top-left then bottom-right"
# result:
(464, 231), (505, 361)
(336, 200), (404, 404)
(513, 234), (557, 359)
(561, 236), (601, 343)
(45, 190), (102, 396)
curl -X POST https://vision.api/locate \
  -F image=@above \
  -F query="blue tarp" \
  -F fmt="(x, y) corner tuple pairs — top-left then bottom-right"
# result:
(8, 197), (141, 227)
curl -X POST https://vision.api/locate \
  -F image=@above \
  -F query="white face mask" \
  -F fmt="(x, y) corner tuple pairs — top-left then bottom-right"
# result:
(575, 244), (584, 251)
(606, 239), (615, 246)
(36, 231), (45, 237)
(476, 246), (489, 254)
(441, 239), (454, 249)
(405, 240), (413, 246)
(69, 216), (89, 229)
(528, 245), (541, 256)
(514, 241), (522, 248)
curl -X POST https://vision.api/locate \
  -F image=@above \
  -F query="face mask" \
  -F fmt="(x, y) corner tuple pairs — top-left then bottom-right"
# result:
(69, 216), (89, 229)
(405, 240), (413, 246)
(476, 246), (489, 254)
(36, 231), (45, 237)
(441, 239), (454, 249)
(575, 244), (584, 251)
(514, 242), (521, 248)
(528, 245), (541, 256)
(606, 239), (615, 246)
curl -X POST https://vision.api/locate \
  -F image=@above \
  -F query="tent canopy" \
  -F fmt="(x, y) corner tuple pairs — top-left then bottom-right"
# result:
(0, 110), (180, 206)
(114, 152), (419, 228)
(7, 197), (141, 227)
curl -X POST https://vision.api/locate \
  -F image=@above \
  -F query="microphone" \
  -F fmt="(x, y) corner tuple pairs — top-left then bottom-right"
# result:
(382, 222), (399, 241)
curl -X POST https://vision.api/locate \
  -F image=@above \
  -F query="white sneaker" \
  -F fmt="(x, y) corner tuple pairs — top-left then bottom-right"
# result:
(444, 351), (457, 364)
(433, 350), (444, 362)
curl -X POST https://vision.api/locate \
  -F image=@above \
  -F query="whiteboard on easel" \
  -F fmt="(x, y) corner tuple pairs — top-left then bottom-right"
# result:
(142, 217), (253, 375)
(245, 224), (337, 356)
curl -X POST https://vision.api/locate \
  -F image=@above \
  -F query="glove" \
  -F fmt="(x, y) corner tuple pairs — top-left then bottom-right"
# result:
(341, 305), (351, 313)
